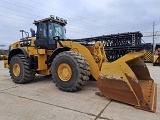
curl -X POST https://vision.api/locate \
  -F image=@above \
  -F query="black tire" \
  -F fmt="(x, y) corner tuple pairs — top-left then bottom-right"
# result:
(9, 54), (35, 84)
(51, 51), (90, 92)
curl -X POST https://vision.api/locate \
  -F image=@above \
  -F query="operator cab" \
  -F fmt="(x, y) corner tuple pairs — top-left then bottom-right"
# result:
(34, 15), (67, 50)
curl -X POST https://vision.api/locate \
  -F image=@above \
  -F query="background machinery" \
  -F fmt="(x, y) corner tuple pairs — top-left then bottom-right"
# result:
(153, 44), (160, 66)
(4, 16), (157, 112)
(0, 46), (7, 60)
(139, 43), (160, 65)
(75, 31), (143, 62)
(0, 54), (7, 60)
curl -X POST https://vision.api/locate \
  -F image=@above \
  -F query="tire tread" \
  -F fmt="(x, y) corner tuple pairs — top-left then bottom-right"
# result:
(9, 54), (35, 84)
(52, 51), (90, 92)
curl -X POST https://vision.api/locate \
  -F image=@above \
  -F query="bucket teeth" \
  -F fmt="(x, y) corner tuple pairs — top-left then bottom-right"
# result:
(138, 81), (157, 112)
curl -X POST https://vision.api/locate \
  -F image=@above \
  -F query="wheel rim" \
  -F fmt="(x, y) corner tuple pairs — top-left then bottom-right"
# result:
(58, 63), (72, 82)
(13, 63), (21, 77)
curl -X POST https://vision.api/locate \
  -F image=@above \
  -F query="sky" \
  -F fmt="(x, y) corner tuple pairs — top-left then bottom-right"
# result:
(0, 0), (160, 49)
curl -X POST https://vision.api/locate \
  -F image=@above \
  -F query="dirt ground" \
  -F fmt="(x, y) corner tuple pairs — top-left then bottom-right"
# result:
(0, 61), (159, 120)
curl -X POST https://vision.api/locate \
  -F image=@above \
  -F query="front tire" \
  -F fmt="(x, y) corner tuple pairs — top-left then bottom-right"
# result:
(9, 54), (35, 84)
(51, 51), (90, 92)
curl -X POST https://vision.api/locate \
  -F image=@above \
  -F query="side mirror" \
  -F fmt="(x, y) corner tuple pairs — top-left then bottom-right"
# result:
(30, 28), (36, 37)
(53, 36), (60, 41)
(53, 36), (63, 47)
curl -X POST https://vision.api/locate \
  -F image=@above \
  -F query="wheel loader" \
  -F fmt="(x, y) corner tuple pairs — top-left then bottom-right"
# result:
(153, 44), (160, 66)
(0, 54), (7, 60)
(4, 16), (157, 112)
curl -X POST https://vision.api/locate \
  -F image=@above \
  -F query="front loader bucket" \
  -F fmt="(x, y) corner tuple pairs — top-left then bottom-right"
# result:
(98, 51), (157, 112)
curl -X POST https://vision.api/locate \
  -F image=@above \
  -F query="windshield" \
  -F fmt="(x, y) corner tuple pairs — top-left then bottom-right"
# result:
(48, 23), (66, 40)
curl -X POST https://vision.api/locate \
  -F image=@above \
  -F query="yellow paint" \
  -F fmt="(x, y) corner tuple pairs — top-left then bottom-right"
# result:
(28, 48), (46, 55)
(13, 63), (21, 77)
(4, 60), (9, 68)
(153, 55), (159, 63)
(36, 55), (47, 70)
(58, 63), (72, 82)
(37, 69), (51, 75)
(38, 49), (46, 54)
(113, 51), (145, 63)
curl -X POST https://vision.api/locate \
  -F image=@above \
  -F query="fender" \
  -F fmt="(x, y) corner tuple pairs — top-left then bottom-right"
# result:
(8, 48), (28, 64)
(46, 47), (70, 65)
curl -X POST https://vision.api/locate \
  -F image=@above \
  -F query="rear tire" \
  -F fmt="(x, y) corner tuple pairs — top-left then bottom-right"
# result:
(9, 54), (35, 84)
(51, 51), (90, 92)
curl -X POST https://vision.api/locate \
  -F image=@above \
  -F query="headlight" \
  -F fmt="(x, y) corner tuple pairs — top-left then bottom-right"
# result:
(20, 40), (31, 47)
(50, 15), (67, 24)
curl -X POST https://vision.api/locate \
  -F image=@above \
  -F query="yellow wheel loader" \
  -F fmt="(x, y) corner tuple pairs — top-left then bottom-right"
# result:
(0, 54), (7, 60)
(153, 44), (160, 66)
(4, 16), (157, 112)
